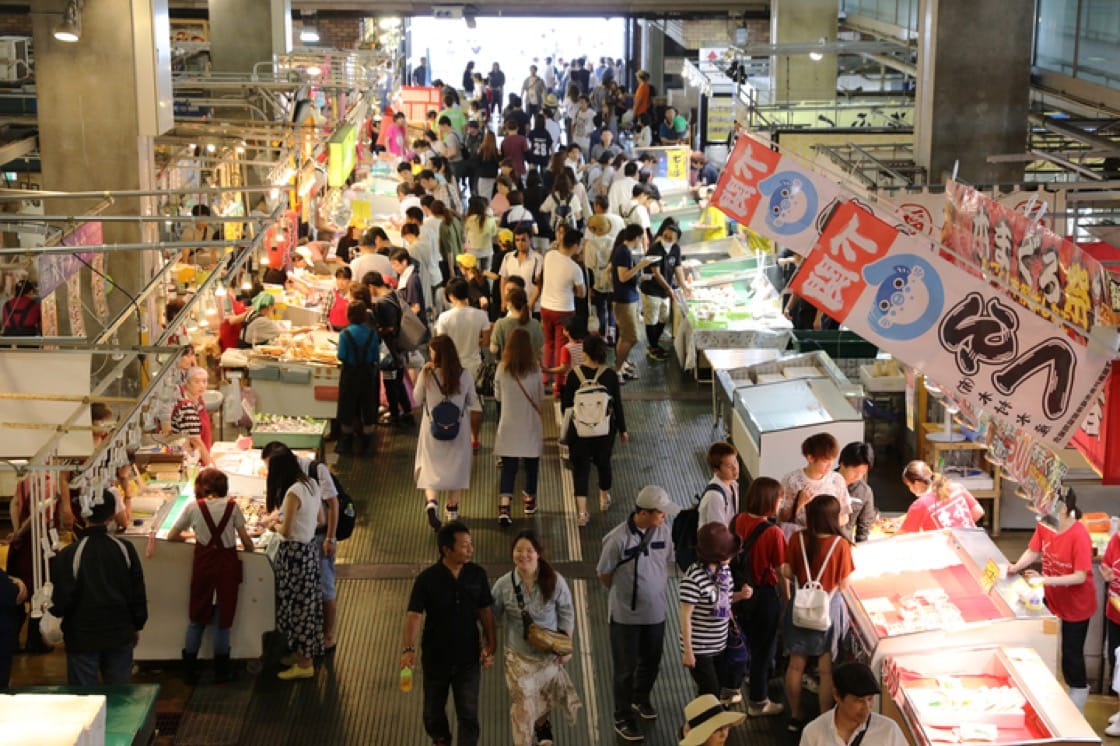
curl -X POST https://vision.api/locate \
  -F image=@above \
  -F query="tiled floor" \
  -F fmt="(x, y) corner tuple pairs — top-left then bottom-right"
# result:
(7, 344), (1118, 744)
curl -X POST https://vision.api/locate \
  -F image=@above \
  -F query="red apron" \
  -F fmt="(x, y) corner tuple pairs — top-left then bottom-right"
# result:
(196, 397), (213, 449)
(188, 499), (243, 628)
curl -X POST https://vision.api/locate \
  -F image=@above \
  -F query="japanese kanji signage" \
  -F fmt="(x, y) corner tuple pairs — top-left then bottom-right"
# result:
(790, 201), (1112, 450)
(711, 133), (843, 256)
(941, 180), (1120, 332)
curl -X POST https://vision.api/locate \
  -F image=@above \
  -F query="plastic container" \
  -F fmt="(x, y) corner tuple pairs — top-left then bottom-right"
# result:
(399, 666), (413, 692)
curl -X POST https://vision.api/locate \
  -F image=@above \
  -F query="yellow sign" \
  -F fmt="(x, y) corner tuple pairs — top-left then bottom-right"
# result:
(979, 558), (1001, 593)
(667, 148), (689, 181)
(328, 123), (358, 187)
(350, 199), (371, 223)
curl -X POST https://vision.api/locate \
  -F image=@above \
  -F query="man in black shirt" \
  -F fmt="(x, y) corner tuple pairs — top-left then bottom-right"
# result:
(401, 522), (496, 746)
(50, 490), (148, 685)
(639, 219), (685, 361)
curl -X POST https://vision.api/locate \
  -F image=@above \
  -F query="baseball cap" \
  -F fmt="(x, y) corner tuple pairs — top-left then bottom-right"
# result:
(497, 228), (514, 246)
(832, 662), (880, 698)
(635, 485), (679, 515)
(455, 253), (477, 269)
(295, 246), (313, 261)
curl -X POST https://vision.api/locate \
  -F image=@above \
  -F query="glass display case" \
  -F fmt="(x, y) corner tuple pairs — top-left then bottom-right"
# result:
(730, 377), (864, 478)
(713, 351), (850, 432)
(673, 252), (793, 372)
(881, 647), (1099, 745)
(842, 529), (1060, 676)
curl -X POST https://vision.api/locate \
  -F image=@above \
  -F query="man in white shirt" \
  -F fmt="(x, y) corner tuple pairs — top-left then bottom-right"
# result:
(435, 278), (491, 380)
(498, 226), (544, 312)
(540, 229), (587, 394)
(698, 441), (739, 530)
(620, 185), (653, 248)
(570, 96), (597, 153)
(350, 229), (396, 285)
(799, 662), (907, 746)
(607, 161), (639, 215)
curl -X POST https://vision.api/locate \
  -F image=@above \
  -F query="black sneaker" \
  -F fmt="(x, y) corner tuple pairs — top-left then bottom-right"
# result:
(425, 501), (441, 530)
(534, 719), (554, 746)
(613, 719), (644, 742)
(631, 702), (658, 720)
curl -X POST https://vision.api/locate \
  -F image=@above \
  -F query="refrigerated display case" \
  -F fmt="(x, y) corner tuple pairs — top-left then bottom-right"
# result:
(673, 251), (793, 372)
(881, 646), (1099, 745)
(843, 529), (1060, 676)
(730, 376), (864, 478)
(712, 350), (850, 432)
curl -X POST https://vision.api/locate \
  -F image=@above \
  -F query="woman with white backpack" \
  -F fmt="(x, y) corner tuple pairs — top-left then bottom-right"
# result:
(780, 495), (854, 734)
(559, 335), (627, 527)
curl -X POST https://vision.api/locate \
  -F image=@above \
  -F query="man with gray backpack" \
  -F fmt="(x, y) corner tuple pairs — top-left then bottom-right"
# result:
(560, 335), (627, 526)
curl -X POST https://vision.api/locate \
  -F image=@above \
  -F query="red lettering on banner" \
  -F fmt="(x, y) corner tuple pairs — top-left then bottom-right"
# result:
(711, 135), (780, 225)
(789, 202), (895, 321)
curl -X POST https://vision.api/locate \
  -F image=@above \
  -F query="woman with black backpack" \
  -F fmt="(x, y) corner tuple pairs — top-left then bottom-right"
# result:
(334, 300), (380, 456)
(415, 334), (479, 531)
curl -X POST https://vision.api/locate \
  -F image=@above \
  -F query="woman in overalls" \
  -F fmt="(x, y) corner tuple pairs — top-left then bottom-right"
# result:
(168, 468), (256, 684)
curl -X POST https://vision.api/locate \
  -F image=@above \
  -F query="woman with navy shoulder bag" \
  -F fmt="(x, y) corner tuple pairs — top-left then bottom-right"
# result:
(415, 334), (478, 531)
(679, 523), (752, 703)
(334, 300), (379, 456)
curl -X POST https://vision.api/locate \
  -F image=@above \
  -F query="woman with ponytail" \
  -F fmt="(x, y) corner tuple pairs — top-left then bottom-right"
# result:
(898, 459), (985, 533)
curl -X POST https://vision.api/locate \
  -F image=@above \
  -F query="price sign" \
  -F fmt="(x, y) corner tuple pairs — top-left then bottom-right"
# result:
(979, 558), (1001, 593)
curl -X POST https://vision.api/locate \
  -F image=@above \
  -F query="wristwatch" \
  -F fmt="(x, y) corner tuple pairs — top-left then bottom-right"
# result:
(324, 537), (337, 545)
(402, 646), (415, 654)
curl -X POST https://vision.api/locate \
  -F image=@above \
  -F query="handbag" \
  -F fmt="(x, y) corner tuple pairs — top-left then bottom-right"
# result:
(475, 359), (497, 398)
(513, 577), (573, 656)
(721, 615), (748, 669)
(791, 534), (841, 632)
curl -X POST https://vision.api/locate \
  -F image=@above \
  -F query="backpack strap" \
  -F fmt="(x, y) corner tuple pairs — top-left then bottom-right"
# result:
(799, 534), (840, 588)
(73, 534), (131, 578)
(573, 366), (589, 387)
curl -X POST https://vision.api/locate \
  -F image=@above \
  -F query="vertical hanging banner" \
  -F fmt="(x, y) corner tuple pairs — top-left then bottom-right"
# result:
(790, 201), (1112, 451)
(65, 271), (85, 338)
(38, 221), (104, 297)
(90, 253), (109, 324)
(941, 180), (1120, 331)
(710, 133), (844, 256)
(40, 294), (58, 336)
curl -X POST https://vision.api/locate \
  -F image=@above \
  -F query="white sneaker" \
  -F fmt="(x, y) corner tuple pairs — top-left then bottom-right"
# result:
(1111, 712), (1120, 725)
(1106, 720), (1120, 737)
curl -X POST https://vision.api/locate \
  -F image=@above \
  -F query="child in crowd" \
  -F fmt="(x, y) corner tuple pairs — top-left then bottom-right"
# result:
(543, 315), (586, 390)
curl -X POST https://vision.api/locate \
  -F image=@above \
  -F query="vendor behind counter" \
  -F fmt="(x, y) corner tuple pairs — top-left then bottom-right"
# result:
(234, 292), (317, 348)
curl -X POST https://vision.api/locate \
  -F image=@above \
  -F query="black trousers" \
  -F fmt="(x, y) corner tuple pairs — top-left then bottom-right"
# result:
(569, 434), (614, 496)
(422, 660), (481, 746)
(609, 619), (664, 721)
(740, 584), (781, 704)
(1061, 617), (1090, 688)
(687, 648), (741, 698)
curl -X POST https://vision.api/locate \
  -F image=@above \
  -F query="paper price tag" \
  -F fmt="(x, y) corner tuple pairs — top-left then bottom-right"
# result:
(979, 558), (1001, 593)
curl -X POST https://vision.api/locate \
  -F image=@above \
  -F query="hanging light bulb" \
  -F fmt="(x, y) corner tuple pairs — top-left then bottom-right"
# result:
(53, 0), (82, 42)
(206, 143), (216, 153)
(215, 286), (228, 297)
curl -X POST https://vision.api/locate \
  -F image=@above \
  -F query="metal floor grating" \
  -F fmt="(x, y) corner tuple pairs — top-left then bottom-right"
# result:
(184, 344), (806, 744)
(175, 678), (254, 745)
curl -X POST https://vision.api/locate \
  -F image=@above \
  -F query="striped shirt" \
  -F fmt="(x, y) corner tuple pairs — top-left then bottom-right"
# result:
(678, 563), (731, 656)
(170, 398), (202, 437)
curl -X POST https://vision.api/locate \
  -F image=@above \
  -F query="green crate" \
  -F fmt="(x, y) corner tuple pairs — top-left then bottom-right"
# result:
(791, 330), (879, 359)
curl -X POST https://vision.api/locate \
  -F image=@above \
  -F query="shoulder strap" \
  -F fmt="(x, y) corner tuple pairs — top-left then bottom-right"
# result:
(589, 366), (606, 386)
(742, 518), (771, 555)
(802, 535), (841, 585)
(511, 577), (535, 640)
(73, 535), (131, 577)
(574, 366), (589, 387)
(513, 373), (541, 415)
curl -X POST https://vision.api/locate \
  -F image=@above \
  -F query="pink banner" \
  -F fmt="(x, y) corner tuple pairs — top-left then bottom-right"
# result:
(38, 222), (104, 297)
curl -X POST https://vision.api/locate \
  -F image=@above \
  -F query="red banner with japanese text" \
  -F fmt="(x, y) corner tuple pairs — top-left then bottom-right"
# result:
(711, 133), (844, 257)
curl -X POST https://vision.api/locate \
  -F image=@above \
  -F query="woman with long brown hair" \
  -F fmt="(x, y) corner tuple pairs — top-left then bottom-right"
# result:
(474, 129), (501, 199)
(494, 328), (544, 524)
(780, 495), (854, 733)
(490, 285), (544, 361)
(415, 334), (479, 530)
(490, 530), (581, 745)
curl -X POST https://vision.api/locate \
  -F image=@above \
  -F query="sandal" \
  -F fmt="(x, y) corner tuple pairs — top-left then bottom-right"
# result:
(425, 500), (441, 530)
(522, 493), (538, 515)
(599, 492), (612, 511)
(577, 511), (590, 527)
(498, 503), (512, 526)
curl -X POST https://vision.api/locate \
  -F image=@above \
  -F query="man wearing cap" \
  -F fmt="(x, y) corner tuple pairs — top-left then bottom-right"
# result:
(691, 152), (721, 188)
(678, 693), (745, 746)
(799, 661), (906, 745)
(596, 485), (679, 742)
(50, 489), (148, 685)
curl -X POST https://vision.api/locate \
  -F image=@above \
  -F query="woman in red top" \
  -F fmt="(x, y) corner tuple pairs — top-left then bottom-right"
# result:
(1007, 488), (1096, 712)
(730, 477), (786, 718)
(632, 71), (651, 122)
(1102, 529), (1120, 735)
(897, 460), (984, 533)
(780, 495), (854, 733)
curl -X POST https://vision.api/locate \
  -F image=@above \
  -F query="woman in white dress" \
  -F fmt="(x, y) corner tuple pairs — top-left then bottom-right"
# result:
(415, 334), (478, 530)
(494, 328), (544, 525)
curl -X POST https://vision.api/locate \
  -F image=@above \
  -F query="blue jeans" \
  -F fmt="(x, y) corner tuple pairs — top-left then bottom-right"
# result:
(499, 456), (539, 497)
(67, 643), (134, 686)
(184, 606), (232, 656)
(422, 660), (480, 746)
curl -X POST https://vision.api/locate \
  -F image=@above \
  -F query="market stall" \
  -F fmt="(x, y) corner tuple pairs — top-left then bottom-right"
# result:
(881, 646), (1099, 745)
(224, 329), (341, 420)
(842, 529), (1060, 677)
(674, 249), (793, 372)
(711, 349), (850, 430)
(730, 376), (863, 479)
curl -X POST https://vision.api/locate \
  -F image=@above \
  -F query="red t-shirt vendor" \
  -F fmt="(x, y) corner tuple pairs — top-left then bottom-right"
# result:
(1007, 488), (1096, 713)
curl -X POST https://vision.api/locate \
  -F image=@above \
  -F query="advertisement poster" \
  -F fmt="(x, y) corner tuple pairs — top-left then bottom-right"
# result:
(790, 201), (1111, 451)
(705, 96), (735, 144)
(941, 180), (1120, 332)
(711, 133), (844, 256)
(38, 221), (103, 297)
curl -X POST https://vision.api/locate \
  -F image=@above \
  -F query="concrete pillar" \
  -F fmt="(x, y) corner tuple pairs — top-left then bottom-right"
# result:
(771, 0), (837, 103)
(208, 0), (291, 73)
(914, 0), (1032, 184)
(640, 20), (664, 96)
(32, 0), (173, 347)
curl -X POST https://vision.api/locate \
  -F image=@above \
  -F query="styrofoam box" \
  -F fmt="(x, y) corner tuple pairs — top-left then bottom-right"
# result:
(0, 693), (107, 745)
(859, 365), (906, 392)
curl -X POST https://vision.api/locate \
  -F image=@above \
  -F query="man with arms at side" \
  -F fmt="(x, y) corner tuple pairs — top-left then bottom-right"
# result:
(401, 522), (496, 746)
(596, 485), (679, 742)
(799, 662), (906, 746)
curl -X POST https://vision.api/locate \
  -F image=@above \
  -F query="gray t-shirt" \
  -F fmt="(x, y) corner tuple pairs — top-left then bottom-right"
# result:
(596, 515), (674, 625)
